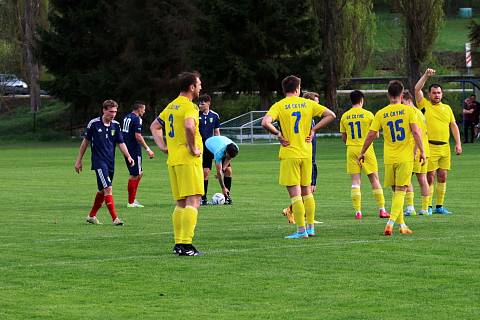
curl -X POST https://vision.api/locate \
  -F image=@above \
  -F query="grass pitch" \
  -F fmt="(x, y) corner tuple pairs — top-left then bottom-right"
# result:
(0, 139), (479, 319)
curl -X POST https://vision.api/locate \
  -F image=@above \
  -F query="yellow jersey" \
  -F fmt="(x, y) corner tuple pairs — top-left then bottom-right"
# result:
(339, 107), (375, 146)
(267, 96), (326, 159)
(370, 103), (419, 164)
(159, 96), (203, 166)
(417, 97), (455, 143)
(413, 107), (430, 157)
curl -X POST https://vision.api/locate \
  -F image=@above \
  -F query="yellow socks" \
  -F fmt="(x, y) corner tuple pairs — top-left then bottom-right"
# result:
(390, 190), (406, 224)
(436, 182), (446, 206)
(372, 188), (385, 209)
(172, 206), (184, 244)
(351, 186), (361, 212)
(421, 196), (429, 211)
(180, 206), (198, 244)
(303, 193), (316, 225)
(291, 196), (306, 228)
(405, 191), (414, 207)
(428, 183), (435, 207)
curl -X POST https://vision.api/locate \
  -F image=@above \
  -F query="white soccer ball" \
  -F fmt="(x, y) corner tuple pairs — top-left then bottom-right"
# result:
(212, 193), (225, 205)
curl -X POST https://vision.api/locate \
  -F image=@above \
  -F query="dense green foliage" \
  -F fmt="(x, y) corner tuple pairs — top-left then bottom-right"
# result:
(1, 141), (479, 319)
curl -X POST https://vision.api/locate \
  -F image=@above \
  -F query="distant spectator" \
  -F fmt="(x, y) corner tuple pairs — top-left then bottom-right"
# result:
(463, 94), (479, 143)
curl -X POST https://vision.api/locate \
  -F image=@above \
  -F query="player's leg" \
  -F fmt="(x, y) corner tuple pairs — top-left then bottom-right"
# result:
(351, 173), (362, 219)
(395, 162), (413, 234)
(176, 163), (204, 255)
(201, 150), (213, 205)
(404, 182), (416, 216)
(86, 175), (105, 224)
(363, 148), (388, 218)
(416, 156), (430, 215)
(168, 165), (185, 254)
(435, 147), (451, 214)
(224, 164), (233, 204)
(299, 158), (315, 234)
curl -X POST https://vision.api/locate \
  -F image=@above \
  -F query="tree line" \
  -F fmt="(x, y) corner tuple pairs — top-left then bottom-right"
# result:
(3, 0), (474, 119)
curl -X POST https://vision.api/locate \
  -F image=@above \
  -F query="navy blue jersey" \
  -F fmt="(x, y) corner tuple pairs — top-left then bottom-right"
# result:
(84, 117), (124, 170)
(122, 112), (142, 155)
(199, 110), (220, 142)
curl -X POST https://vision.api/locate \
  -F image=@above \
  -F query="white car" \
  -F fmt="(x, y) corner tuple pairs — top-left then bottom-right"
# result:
(0, 74), (29, 95)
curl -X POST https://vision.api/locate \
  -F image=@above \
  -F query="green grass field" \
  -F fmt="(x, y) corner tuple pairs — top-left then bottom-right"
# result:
(1, 139), (479, 319)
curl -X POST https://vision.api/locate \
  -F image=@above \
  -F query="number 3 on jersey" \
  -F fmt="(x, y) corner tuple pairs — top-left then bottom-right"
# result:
(386, 119), (405, 142)
(168, 114), (175, 137)
(292, 111), (301, 134)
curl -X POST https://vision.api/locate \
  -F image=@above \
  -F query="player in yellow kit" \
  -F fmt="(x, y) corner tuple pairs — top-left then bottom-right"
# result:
(402, 91), (431, 216)
(150, 71), (204, 256)
(339, 90), (389, 220)
(262, 75), (336, 239)
(358, 80), (425, 236)
(414, 68), (462, 214)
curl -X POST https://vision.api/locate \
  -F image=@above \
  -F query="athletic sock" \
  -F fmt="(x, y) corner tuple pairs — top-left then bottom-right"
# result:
(421, 196), (429, 211)
(104, 195), (118, 221)
(224, 176), (232, 191)
(428, 183), (435, 207)
(390, 190), (406, 224)
(303, 193), (316, 225)
(89, 192), (104, 217)
(291, 196), (306, 230)
(134, 177), (141, 200)
(202, 180), (209, 201)
(127, 179), (136, 204)
(181, 206), (198, 244)
(351, 185), (361, 213)
(372, 188), (385, 210)
(172, 206), (184, 244)
(436, 182), (446, 206)
(405, 191), (414, 207)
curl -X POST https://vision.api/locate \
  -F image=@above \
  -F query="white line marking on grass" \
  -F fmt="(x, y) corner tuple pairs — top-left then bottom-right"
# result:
(0, 234), (478, 270)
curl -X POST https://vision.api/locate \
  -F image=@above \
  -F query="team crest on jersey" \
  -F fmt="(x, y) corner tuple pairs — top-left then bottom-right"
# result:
(111, 129), (116, 136)
(98, 129), (102, 133)
(209, 118), (213, 123)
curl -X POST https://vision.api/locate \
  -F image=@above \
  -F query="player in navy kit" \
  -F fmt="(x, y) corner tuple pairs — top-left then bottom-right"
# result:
(198, 94), (221, 205)
(122, 101), (155, 208)
(75, 100), (134, 225)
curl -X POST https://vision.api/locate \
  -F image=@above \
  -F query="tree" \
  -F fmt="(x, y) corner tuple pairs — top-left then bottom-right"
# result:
(469, 20), (480, 49)
(397, 0), (444, 91)
(311, 0), (375, 112)
(193, 0), (321, 109)
(39, 0), (198, 121)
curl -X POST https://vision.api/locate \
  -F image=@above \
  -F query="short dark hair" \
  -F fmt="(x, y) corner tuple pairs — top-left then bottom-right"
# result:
(428, 83), (442, 92)
(133, 101), (145, 110)
(303, 91), (319, 101)
(402, 90), (414, 102)
(178, 71), (200, 92)
(350, 90), (364, 105)
(198, 94), (211, 103)
(226, 143), (239, 158)
(102, 99), (118, 109)
(282, 75), (301, 95)
(387, 80), (404, 97)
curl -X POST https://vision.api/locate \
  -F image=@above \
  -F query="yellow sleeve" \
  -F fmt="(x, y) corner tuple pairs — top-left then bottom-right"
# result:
(448, 107), (456, 123)
(370, 112), (382, 132)
(266, 104), (279, 121)
(184, 103), (198, 120)
(312, 102), (327, 117)
(159, 108), (166, 122)
(417, 97), (428, 111)
(339, 114), (346, 133)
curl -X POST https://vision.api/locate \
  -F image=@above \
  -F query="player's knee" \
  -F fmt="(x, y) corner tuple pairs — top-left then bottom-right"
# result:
(225, 167), (232, 176)
(103, 186), (113, 195)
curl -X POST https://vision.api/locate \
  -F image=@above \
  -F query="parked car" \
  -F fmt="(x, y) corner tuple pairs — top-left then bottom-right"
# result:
(0, 74), (29, 95)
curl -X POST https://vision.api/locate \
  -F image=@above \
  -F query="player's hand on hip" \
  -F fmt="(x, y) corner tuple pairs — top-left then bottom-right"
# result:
(75, 161), (82, 173)
(278, 134), (290, 147)
(305, 130), (314, 143)
(190, 147), (201, 157)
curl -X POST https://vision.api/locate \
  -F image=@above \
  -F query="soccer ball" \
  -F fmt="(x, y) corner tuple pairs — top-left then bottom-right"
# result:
(212, 193), (226, 205)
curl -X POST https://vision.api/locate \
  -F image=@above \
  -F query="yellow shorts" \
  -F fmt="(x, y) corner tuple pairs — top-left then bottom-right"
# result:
(279, 158), (312, 186)
(346, 146), (378, 175)
(428, 144), (450, 171)
(167, 163), (204, 200)
(413, 155), (428, 174)
(384, 161), (414, 187)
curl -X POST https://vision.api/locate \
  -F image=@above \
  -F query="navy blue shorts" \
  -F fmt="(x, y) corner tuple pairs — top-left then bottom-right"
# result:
(202, 148), (214, 169)
(125, 153), (142, 176)
(94, 166), (114, 191)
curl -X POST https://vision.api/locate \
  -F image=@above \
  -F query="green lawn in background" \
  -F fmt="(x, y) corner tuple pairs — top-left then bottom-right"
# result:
(0, 139), (479, 319)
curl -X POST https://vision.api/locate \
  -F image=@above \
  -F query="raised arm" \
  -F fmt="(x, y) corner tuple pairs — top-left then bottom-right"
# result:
(415, 68), (435, 103)
(150, 118), (168, 154)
